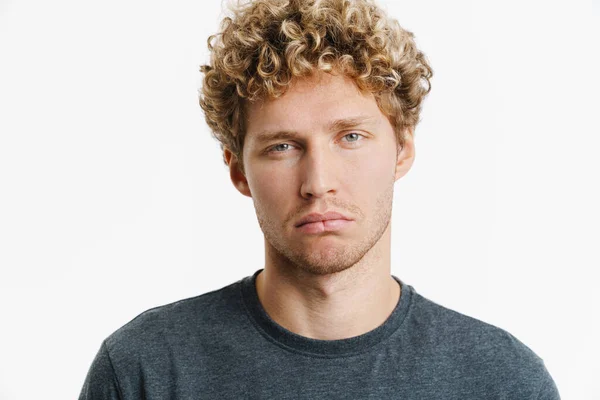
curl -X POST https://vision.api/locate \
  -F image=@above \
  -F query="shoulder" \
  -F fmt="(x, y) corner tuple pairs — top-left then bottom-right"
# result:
(103, 278), (244, 359)
(409, 287), (542, 360)
(406, 287), (557, 396)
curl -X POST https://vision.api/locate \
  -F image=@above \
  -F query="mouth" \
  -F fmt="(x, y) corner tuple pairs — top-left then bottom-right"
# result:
(296, 219), (354, 234)
(295, 211), (353, 228)
(294, 210), (354, 234)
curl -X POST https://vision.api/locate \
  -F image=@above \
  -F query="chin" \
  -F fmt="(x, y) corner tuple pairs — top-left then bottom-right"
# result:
(285, 241), (368, 276)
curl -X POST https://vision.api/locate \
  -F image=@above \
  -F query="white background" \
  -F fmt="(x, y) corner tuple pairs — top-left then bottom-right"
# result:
(1, 0), (598, 399)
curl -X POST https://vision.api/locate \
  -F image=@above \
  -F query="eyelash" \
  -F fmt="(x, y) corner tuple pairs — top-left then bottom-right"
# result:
(267, 132), (366, 154)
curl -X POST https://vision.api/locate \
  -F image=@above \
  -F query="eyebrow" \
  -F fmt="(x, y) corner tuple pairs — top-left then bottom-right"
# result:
(252, 115), (376, 144)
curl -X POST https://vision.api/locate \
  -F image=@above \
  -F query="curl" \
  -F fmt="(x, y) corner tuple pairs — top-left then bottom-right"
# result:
(199, 0), (433, 172)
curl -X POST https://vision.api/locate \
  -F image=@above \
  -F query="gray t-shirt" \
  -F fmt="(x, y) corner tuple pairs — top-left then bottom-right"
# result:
(79, 269), (560, 399)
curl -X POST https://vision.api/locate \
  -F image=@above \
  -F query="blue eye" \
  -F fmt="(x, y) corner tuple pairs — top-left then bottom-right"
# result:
(267, 133), (365, 154)
(343, 132), (362, 142)
(272, 143), (292, 152)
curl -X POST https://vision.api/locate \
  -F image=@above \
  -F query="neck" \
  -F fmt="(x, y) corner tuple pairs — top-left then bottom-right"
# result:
(255, 224), (400, 340)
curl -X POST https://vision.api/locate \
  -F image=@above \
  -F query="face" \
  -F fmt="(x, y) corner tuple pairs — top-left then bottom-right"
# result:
(225, 72), (414, 277)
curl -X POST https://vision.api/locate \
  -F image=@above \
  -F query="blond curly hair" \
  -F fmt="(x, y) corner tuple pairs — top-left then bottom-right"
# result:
(199, 0), (433, 175)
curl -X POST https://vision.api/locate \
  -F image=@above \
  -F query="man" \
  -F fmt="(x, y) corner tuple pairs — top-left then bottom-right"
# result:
(80, 0), (561, 398)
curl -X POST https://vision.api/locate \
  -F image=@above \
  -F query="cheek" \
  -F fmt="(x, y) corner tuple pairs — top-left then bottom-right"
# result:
(352, 145), (397, 185)
(354, 155), (396, 217)
(350, 165), (393, 204)
(248, 166), (294, 207)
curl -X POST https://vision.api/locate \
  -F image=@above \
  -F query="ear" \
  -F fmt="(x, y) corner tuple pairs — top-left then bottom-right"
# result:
(224, 148), (252, 197)
(394, 127), (415, 182)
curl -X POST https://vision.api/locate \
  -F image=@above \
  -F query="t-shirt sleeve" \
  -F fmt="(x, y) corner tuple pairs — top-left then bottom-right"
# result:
(79, 341), (122, 400)
(536, 362), (561, 400)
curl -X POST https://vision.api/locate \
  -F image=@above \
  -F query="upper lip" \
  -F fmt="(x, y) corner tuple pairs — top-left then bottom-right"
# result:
(295, 211), (353, 227)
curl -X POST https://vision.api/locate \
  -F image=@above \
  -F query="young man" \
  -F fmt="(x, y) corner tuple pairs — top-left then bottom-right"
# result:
(80, 0), (560, 398)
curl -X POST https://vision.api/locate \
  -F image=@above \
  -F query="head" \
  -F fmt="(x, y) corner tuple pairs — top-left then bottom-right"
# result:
(199, 0), (432, 276)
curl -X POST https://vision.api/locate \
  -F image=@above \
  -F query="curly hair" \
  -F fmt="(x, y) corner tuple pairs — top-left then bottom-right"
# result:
(199, 0), (433, 175)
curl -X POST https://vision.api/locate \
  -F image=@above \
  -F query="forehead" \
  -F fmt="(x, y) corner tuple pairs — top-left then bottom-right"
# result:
(244, 73), (386, 143)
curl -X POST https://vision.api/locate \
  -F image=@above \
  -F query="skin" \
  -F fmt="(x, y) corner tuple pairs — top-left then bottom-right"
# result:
(224, 71), (415, 340)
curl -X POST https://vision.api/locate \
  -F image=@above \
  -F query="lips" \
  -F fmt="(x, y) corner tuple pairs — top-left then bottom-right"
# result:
(295, 211), (353, 227)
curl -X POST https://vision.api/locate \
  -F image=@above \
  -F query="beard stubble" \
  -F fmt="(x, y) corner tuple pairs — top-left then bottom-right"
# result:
(253, 172), (395, 277)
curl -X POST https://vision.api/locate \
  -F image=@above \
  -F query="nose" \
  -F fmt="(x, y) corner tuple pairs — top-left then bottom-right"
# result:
(299, 146), (337, 199)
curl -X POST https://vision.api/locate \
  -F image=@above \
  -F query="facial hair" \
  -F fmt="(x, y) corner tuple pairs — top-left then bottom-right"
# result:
(253, 171), (395, 277)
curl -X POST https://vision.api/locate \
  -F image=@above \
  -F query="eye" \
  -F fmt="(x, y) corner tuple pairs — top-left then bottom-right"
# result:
(266, 132), (366, 154)
(341, 132), (365, 144)
(268, 143), (296, 153)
